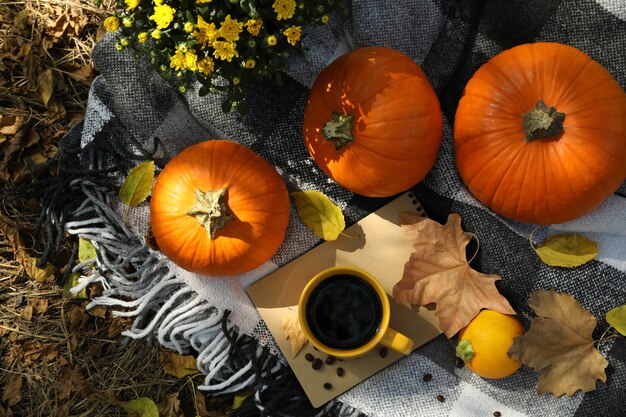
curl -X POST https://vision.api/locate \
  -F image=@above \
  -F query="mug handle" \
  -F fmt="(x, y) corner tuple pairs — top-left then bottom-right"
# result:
(380, 327), (415, 356)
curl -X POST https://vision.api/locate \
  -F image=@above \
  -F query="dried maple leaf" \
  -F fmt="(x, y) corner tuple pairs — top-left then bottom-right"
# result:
(392, 213), (514, 338)
(508, 289), (608, 397)
(281, 309), (308, 358)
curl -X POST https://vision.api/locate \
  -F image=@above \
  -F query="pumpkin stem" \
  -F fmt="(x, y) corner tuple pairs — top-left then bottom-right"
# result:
(521, 100), (565, 142)
(455, 339), (475, 363)
(187, 188), (234, 239)
(322, 112), (354, 151)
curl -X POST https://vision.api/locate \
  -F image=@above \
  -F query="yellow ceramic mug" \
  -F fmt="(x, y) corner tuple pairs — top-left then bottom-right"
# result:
(298, 266), (415, 359)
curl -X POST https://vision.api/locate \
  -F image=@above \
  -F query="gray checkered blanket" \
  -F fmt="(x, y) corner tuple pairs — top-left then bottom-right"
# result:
(55, 1), (626, 416)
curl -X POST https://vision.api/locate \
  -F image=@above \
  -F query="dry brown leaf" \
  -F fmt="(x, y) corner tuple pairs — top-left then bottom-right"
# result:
(157, 392), (183, 417)
(2, 374), (23, 406)
(508, 289), (608, 397)
(392, 213), (514, 338)
(281, 309), (308, 358)
(20, 305), (33, 321)
(159, 350), (199, 379)
(28, 298), (49, 315)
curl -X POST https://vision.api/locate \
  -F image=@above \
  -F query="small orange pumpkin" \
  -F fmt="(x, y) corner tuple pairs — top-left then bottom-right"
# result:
(454, 42), (626, 225)
(303, 47), (443, 197)
(150, 140), (290, 276)
(456, 310), (525, 379)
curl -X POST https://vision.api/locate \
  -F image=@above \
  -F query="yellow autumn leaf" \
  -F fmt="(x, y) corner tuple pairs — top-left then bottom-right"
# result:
(281, 309), (307, 358)
(119, 161), (155, 207)
(63, 272), (88, 299)
(78, 238), (96, 263)
(232, 390), (255, 410)
(123, 397), (159, 417)
(292, 190), (345, 241)
(606, 305), (626, 336)
(159, 350), (199, 378)
(533, 233), (598, 268)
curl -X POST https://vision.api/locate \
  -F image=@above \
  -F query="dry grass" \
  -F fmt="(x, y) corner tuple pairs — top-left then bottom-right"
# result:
(0, 1), (233, 416)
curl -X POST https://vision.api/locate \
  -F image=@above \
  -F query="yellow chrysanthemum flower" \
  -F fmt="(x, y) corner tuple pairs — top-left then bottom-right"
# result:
(272, 0), (296, 21)
(104, 16), (120, 32)
(244, 58), (256, 69)
(266, 35), (277, 46)
(170, 50), (186, 71)
(154, 0), (163, 4)
(125, 0), (140, 10)
(197, 0), (212, 3)
(151, 29), (162, 39)
(321, 14), (330, 24)
(185, 49), (198, 71)
(184, 21), (195, 33)
(197, 56), (215, 75)
(194, 16), (219, 49)
(123, 17), (133, 28)
(245, 18), (263, 36)
(149, 3), (176, 29)
(283, 25), (301, 46)
(138, 32), (149, 43)
(232, 77), (240, 85)
(212, 40), (239, 62)
(219, 15), (243, 42)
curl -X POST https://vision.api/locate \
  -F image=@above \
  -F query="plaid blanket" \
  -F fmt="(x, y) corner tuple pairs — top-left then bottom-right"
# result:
(48, 0), (626, 416)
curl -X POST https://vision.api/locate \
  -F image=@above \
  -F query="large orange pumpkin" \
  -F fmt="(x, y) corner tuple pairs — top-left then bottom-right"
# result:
(454, 42), (626, 225)
(150, 140), (290, 276)
(303, 47), (443, 197)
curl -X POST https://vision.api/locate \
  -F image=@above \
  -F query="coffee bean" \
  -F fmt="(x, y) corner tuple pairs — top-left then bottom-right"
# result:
(325, 355), (336, 365)
(323, 382), (332, 390)
(436, 395), (445, 402)
(312, 358), (323, 370)
(493, 412), (501, 417)
(305, 353), (314, 362)
(455, 357), (465, 368)
(423, 373), (432, 382)
(379, 347), (388, 358)
(336, 367), (345, 377)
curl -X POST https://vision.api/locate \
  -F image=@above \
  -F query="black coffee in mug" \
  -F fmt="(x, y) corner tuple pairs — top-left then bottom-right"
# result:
(305, 274), (383, 349)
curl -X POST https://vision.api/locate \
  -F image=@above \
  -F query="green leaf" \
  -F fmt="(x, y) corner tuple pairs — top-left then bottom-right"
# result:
(63, 272), (88, 299)
(533, 233), (598, 268)
(606, 305), (626, 336)
(292, 190), (345, 241)
(119, 161), (155, 207)
(123, 397), (159, 417)
(232, 390), (254, 410)
(78, 238), (96, 263)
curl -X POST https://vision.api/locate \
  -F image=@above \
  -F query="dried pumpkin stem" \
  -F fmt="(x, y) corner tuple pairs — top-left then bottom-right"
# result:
(456, 339), (475, 363)
(322, 112), (354, 150)
(187, 188), (234, 239)
(521, 100), (565, 142)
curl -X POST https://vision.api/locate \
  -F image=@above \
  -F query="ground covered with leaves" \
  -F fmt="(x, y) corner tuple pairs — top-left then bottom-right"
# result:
(0, 1), (234, 416)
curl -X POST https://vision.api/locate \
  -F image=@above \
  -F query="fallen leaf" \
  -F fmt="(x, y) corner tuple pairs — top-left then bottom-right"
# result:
(37, 69), (56, 107)
(119, 161), (155, 206)
(88, 305), (107, 319)
(63, 272), (88, 299)
(0, 115), (22, 135)
(508, 289), (608, 396)
(78, 238), (96, 263)
(606, 305), (626, 336)
(23, 257), (56, 283)
(157, 392), (182, 417)
(281, 309), (308, 358)
(27, 298), (49, 315)
(159, 350), (199, 378)
(292, 190), (345, 241)
(20, 305), (33, 321)
(533, 233), (598, 268)
(232, 390), (254, 410)
(2, 374), (23, 406)
(123, 397), (159, 417)
(392, 213), (514, 338)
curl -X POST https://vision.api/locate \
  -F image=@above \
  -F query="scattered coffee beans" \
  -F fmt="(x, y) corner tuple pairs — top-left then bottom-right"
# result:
(312, 358), (323, 370)
(423, 373), (432, 382)
(379, 347), (388, 358)
(323, 383), (332, 390)
(493, 412), (501, 417)
(305, 353), (314, 362)
(325, 355), (336, 365)
(336, 367), (345, 377)
(455, 357), (465, 368)
(436, 395), (445, 403)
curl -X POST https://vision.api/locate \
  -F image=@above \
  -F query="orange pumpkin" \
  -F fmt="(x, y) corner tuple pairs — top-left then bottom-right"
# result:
(456, 310), (525, 379)
(150, 140), (290, 276)
(303, 47), (443, 197)
(454, 42), (626, 225)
